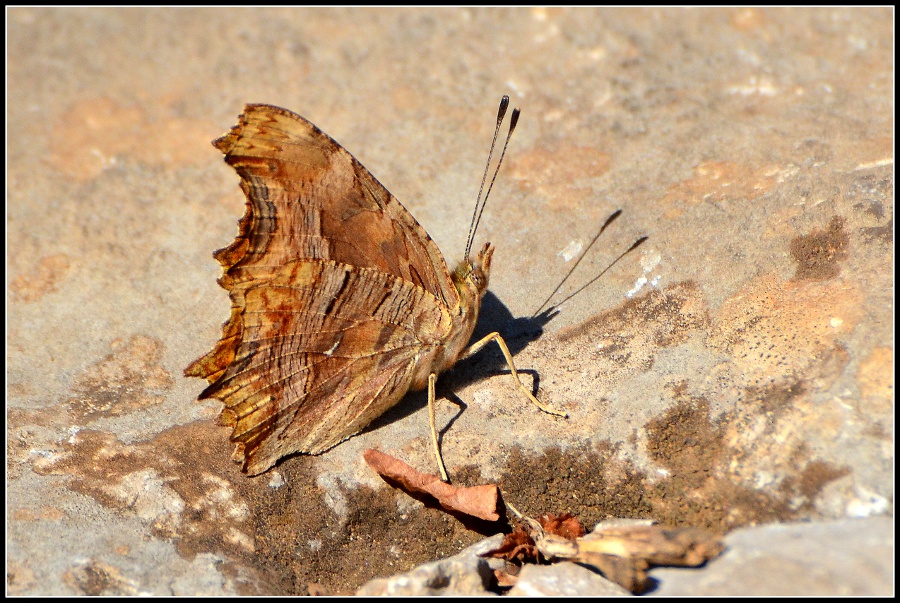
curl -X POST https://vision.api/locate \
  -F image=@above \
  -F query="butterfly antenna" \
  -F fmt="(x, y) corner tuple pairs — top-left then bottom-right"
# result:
(539, 235), (648, 316)
(467, 105), (520, 258)
(465, 96), (513, 259)
(532, 209), (623, 317)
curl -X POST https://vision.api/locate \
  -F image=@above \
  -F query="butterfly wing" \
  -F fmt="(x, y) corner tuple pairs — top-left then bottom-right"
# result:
(186, 104), (458, 474)
(205, 260), (451, 475)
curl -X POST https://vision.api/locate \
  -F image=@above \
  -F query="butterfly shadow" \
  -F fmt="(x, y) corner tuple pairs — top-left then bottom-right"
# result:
(455, 289), (557, 392)
(364, 290), (557, 440)
(362, 221), (647, 448)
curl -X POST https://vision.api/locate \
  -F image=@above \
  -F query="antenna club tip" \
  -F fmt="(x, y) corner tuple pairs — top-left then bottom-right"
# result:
(496, 96), (510, 123)
(509, 108), (521, 131)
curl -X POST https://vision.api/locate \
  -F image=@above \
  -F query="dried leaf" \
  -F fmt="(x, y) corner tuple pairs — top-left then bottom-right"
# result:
(533, 531), (580, 561)
(537, 513), (585, 540)
(573, 520), (725, 594)
(576, 522), (725, 567)
(498, 509), (725, 595)
(363, 449), (501, 521)
(576, 552), (652, 594)
(480, 526), (540, 564)
(511, 511), (580, 561)
(492, 568), (520, 588)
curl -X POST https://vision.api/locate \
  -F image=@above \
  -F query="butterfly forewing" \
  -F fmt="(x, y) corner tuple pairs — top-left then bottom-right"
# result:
(211, 104), (458, 304)
(187, 104), (463, 474)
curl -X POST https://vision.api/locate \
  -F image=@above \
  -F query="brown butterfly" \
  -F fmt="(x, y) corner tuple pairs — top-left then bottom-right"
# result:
(186, 98), (563, 478)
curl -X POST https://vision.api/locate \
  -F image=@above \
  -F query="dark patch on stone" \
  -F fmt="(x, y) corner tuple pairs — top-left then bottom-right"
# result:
(551, 281), (709, 387)
(742, 380), (807, 415)
(860, 215), (893, 244)
(247, 460), (490, 595)
(644, 395), (792, 530)
(498, 443), (653, 530)
(851, 173), (893, 244)
(790, 216), (850, 281)
(557, 280), (709, 348)
(779, 459), (851, 512)
(68, 562), (119, 595)
(642, 384), (854, 532)
(853, 199), (885, 220)
(646, 396), (726, 472)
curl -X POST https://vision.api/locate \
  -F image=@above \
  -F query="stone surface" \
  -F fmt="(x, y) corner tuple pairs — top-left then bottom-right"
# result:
(356, 535), (504, 595)
(362, 517), (894, 596)
(508, 562), (631, 596)
(648, 517), (894, 596)
(7, 7), (893, 595)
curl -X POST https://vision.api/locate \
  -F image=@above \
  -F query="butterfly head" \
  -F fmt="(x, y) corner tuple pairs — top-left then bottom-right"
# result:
(453, 242), (494, 305)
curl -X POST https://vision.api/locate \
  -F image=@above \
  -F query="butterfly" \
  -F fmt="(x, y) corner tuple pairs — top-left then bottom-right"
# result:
(185, 98), (563, 478)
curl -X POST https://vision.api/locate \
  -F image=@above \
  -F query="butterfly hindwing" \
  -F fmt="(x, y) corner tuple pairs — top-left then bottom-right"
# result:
(208, 259), (451, 473)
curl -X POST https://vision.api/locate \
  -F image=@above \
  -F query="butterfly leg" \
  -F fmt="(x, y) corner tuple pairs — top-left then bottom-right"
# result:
(427, 372), (451, 482)
(461, 332), (568, 418)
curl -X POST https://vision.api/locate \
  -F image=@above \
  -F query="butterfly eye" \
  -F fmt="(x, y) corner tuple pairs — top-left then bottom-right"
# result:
(469, 269), (487, 291)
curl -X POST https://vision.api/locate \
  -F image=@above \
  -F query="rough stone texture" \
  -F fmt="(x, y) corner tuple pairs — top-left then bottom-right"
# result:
(648, 517), (894, 596)
(356, 516), (893, 596)
(507, 562), (632, 596)
(7, 7), (892, 596)
(356, 534), (504, 595)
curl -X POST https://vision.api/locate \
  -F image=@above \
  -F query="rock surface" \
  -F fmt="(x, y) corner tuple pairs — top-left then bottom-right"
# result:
(648, 517), (894, 596)
(8, 7), (892, 595)
(356, 517), (893, 596)
(356, 535), (505, 596)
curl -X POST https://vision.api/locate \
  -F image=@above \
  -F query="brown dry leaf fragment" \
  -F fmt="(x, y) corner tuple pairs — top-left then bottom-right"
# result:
(500, 510), (725, 594)
(363, 449), (501, 521)
(577, 552), (652, 594)
(537, 512), (586, 540)
(576, 522), (725, 567)
(493, 570), (519, 588)
(510, 510), (580, 561)
(573, 521), (725, 594)
(480, 525), (540, 564)
(533, 531), (580, 561)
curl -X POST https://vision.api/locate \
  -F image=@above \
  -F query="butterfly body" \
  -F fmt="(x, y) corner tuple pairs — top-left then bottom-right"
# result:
(409, 243), (494, 390)
(187, 104), (499, 475)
